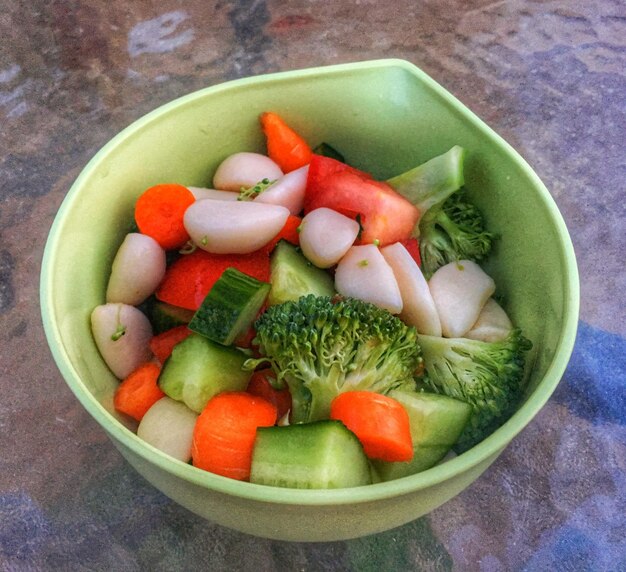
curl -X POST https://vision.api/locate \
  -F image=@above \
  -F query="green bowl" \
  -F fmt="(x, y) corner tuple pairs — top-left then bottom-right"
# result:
(40, 59), (579, 542)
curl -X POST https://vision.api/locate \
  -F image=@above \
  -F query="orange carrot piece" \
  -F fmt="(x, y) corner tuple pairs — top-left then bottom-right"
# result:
(191, 392), (277, 480)
(260, 112), (312, 173)
(149, 325), (192, 364)
(135, 183), (195, 250)
(266, 214), (301, 251)
(113, 362), (164, 421)
(246, 369), (292, 420)
(330, 391), (413, 462)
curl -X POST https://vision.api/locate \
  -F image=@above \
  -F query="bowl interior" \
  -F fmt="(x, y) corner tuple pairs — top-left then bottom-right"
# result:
(41, 60), (578, 505)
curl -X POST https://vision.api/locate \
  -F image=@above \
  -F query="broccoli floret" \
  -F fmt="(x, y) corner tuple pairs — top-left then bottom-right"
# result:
(418, 330), (532, 452)
(419, 190), (495, 278)
(246, 295), (423, 423)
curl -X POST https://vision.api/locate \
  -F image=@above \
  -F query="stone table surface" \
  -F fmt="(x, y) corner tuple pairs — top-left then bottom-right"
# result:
(1, 0), (625, 570)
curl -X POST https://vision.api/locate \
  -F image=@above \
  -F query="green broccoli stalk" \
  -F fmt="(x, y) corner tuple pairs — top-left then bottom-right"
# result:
(418, 330), (532, 453)
(245, 295), (423, 423)
(237, 178), (276, 201)
(419, 190), (495, 278)
(387, 145), (466, 214)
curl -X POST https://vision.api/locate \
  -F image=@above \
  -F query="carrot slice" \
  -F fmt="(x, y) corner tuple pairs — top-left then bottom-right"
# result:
(191, 392), (277, 480)
(246, 369), (291, 420)
(330, 391), (413, 462)
(113, 362), (164, 421)
(260, 112), (312, 173)
(149, 325), (192, 364)
(155, 249), (271, 311)
(135, 184), (195, 250)
(266, 214), (301, 251)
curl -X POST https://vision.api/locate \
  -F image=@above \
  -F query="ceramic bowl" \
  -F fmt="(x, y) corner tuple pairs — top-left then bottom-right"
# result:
(41, 59), (579, 541)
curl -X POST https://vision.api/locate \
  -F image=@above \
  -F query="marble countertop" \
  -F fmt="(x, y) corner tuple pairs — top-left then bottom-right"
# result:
(1, 1), (624, 570)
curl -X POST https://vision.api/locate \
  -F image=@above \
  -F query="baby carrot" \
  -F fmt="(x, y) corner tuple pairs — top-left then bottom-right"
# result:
(191, 392), (277, 480)
(330, 391), (413, 462)
(113, 362), (164, 421)
(260, 112), (312, 173)
(135, 183), (195, 250)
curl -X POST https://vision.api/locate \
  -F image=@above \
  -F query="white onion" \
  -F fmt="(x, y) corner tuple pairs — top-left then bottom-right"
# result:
(465, 298), (513, 342)
(187, 187), (239, 201)
(428, 261), (495, 338)
(299, 208), (360, 268)
(335, 245), (403, 314)
(381, 243), (442, 336)
(137, 397), (198, 462)
(255, 165), (308, 214)
(91, 303), (153, 379)
(213, 152), (283, 191)
(106, 233), (166, 306)
(183, 199), (289, 254)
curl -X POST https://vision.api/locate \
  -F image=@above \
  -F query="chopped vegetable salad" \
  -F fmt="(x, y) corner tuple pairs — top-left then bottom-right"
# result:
(90, 113), (531, 488)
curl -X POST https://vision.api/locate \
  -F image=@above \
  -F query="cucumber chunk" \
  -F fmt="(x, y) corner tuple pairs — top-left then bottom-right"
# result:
(372, 390), (471, 481)
(268, 241), (334, 306)
(149, 300), (194, 334)
(250, 420), (372, 489)
(158, 333), (251, 413)
(189, 268), (270, 346)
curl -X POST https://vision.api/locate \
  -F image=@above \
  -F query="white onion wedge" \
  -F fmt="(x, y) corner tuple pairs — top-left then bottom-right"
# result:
(255, 165), (308, 214)
(91, 303), (153, 379)
(106, 233), (166, 306)
(188, 187), (239, 201)
(213, 152), (283, 191)
(381, 243), (442, 336)
(183, 199), (289, 254)
(299, 208), (360, 268)
(335, 245), (403, 314)
(137, 397), (198, 462)
(428, 260), (495, 338)
(465, 298), (513, 342)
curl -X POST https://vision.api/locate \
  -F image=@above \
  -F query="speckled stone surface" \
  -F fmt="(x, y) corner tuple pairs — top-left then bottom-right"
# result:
(1, 1), (625, 570)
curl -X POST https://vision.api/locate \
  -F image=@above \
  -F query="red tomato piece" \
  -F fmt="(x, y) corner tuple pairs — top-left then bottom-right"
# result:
(304, 155), (419, 246)
(246, 369), (292, 420)
(400, 237), (422, 268)
(155, 249), (271, 311)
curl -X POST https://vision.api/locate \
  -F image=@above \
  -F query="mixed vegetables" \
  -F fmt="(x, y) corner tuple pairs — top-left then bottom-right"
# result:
(91, 112), (532, 489)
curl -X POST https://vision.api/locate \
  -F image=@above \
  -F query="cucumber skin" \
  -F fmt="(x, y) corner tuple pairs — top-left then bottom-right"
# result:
(158, 333), (251, 413)
(189, 268), (270, 346)
(250, 421), (372, 489)
(268, 241), (334, 306)
(150, 300), (194, 334)
(373, 390), (471, 481)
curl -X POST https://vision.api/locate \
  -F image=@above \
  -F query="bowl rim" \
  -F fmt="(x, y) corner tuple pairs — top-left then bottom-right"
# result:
(40, 58), (580, 506)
